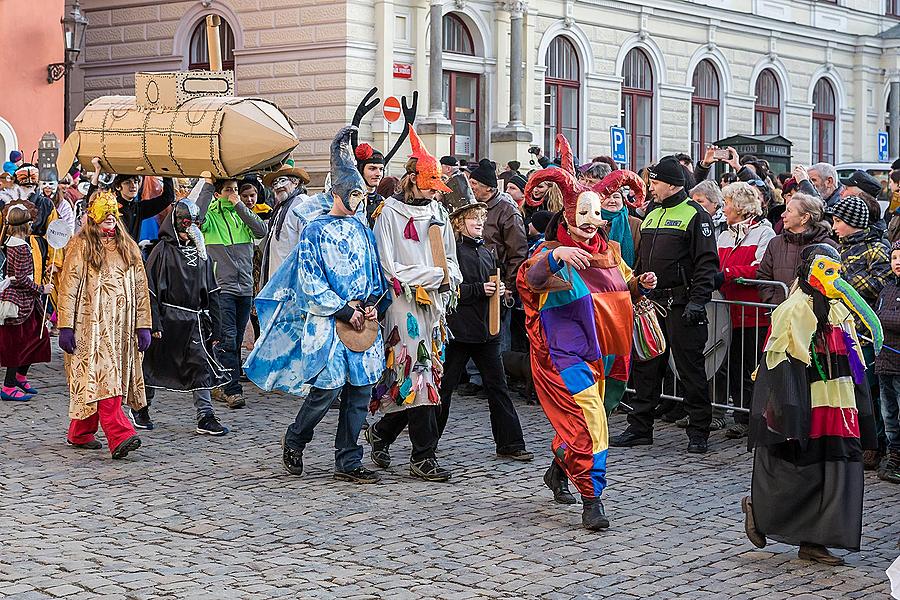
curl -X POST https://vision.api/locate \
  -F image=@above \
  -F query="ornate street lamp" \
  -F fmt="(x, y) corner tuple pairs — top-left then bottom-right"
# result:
(47, 1), (89, 84)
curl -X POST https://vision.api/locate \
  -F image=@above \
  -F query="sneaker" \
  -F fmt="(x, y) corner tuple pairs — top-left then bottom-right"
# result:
(111, 435), (141, 459)
(132, 406), (154, 430)
(497, 449), (534, 462)
(725, 422), (749, 439)
(225, 393), (246, 409)
(196, 414), (229, 436)
(364, 425), (392, 468)
(410, 457), (451, 482)
(334, 466), (382, 484)
(67, 439), (103, 450)
(877, 450), (900, 484)
(282, 445), (304, 475)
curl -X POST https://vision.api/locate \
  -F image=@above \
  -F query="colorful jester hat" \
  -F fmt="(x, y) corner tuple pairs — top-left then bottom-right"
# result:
(799, 243), (884, 353)
(407, 126), (451, 194)
(523, 133), (602, 229)
(88, 190), (121, 223)
(331, 126), (368, 213)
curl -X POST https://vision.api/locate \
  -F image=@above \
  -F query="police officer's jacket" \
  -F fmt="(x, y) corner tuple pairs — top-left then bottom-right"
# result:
(635, 188), (719, 306)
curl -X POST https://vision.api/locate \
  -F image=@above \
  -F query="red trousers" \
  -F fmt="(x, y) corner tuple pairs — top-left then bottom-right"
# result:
(68, 396), (136, 455)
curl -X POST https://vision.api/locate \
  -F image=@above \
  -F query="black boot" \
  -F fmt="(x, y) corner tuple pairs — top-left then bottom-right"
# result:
(581, 496), (610, 530)
(543, 461), (576, 505)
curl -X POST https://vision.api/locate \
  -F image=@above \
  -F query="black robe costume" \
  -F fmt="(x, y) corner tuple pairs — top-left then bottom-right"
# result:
(143, 218), (226, 391)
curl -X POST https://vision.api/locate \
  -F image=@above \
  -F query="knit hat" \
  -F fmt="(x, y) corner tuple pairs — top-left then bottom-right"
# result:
(648, 155), (686, 187)
(507, 173), (527, 193)
(507, 160), (521, 172)
(8, 150), (22, 163)
(529, 210), (553, 234)
(830, 195), (870, 229)
(354, 143), (384, 173)
(846, 170), (882, 198)
(892, 239), (900, 252)
(469, 158), (498, 189)
(440, 155), (458, 167)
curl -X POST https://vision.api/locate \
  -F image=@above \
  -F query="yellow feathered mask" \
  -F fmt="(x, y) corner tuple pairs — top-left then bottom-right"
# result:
(88, 190), (121, 223)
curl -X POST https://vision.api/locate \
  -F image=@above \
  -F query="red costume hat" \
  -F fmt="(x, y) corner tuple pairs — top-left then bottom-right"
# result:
(407, 126), (451, 193)
(523, 134), (590, 224)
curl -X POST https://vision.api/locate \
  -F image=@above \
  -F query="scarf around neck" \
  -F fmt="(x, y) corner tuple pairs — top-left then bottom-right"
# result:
(601, 205), (634, 267)
(556, 222), (604, 254)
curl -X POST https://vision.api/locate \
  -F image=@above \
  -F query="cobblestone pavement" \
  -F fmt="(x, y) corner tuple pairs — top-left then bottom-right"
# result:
(0, 348), (897, 599)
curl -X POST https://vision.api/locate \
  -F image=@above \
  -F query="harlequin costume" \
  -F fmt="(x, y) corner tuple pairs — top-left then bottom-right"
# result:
(743, 244), (881, 565)
(366, 126), (462, 483)
(0, 200), (51, 401)
(517, 134), (648, 530)
(57, 191), (151, 458)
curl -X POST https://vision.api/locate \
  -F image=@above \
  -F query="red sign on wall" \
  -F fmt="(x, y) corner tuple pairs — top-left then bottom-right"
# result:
(393, 63), (413, 79)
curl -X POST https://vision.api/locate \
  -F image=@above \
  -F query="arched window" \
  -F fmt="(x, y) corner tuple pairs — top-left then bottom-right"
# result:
(691, 60), (720, 160)
(442, 14), (474, 55)
(189, 18), (235, 71)
(812, 78), (836, 164)
(754, 69), (781, 135)
(543, 37), (581, 152)
(621, 48), (653, 171)
(441, 14), (479, 160)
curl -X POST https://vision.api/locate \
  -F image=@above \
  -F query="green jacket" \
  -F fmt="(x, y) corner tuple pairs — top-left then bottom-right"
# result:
(198, 184), (267, 296)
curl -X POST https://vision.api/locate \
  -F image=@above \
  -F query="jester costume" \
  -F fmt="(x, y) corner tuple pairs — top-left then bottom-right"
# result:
(744, 244), (880, 562)
(517, 134), (648, 530)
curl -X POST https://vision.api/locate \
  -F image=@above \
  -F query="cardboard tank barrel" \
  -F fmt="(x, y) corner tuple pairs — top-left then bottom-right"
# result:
(56, 70), (299, 179)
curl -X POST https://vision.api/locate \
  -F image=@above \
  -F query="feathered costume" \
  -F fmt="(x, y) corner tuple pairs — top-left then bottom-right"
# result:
(747, 244), (880, 552)
(517, 134), (646, 502)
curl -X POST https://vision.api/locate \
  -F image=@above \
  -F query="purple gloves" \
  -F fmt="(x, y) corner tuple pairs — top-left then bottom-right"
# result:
(59, 328), (76, 354)
(136, 328), (152, 352)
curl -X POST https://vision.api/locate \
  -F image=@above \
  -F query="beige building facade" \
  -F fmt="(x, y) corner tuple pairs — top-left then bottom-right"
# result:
(74, 0), (900, 179)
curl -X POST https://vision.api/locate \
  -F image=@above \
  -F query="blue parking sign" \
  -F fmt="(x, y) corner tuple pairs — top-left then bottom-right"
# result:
(610, 126), (627, 165)
(878, 131), (889, 162)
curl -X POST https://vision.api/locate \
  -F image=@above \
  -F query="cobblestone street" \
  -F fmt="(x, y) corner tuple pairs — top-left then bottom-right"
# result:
(0, 348), (897, 599)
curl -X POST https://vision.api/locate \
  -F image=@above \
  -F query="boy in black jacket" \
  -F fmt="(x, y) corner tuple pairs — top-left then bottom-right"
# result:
(437, 187), (531, 461)
(875, 240), (900, 483)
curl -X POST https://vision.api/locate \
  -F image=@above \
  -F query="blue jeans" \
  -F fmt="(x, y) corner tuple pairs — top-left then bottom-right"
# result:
(218, 293), (252, 396)
(878, 374), (900, 452)
(284, 384), (372, 472)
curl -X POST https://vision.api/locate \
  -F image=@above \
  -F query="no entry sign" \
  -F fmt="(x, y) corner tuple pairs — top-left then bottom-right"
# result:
(383, 96), (402, 123)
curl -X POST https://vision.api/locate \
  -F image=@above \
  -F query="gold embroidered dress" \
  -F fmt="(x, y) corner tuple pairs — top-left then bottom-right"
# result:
(57, 237), (152, 419)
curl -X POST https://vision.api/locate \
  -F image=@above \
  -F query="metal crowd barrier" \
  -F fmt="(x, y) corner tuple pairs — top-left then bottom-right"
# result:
(623, 278), (788, 415)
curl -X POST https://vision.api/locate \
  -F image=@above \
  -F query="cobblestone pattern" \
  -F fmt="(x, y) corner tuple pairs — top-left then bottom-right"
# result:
(0, 348), (897, 599)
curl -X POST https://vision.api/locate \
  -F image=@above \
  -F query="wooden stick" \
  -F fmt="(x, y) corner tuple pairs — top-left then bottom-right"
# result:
(39, 247), (57, 339)
(428, 223), (449, 285)
(206, 15), (223, 71)
(488, 268), (501, 336)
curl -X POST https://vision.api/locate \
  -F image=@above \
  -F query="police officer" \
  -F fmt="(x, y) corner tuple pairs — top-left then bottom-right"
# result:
(610, 155), (719, 453)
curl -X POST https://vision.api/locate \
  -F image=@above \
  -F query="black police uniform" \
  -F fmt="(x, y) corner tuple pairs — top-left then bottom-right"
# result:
(622, 187), (719, 443)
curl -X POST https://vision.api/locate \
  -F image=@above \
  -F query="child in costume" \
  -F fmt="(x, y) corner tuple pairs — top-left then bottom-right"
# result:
(143, 198), (229, 436)
(517, 134), (656, 530)
(743, 244), (881, 565)
(0, 200), (52, 401)
(436, 176), (531, 461)
(365, 126), (462, 483)
(57, 190), (150, 458)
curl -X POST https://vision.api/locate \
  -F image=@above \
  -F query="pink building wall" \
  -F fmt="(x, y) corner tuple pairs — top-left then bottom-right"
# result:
(0, 0), (65, 162)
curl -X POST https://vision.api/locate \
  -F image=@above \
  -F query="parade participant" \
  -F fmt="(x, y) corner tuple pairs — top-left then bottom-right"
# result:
(611, 155), (719, 454)
(0, 171), (14, 207)
(875, 240), (900, 484)
(259, 162), (310, 283)
(86, 158), (175, 243)
(743, 244), (880, 565)
(518, 134), (656, 530)
(142, 197), (229, 436)
(57, 190), (150, 458)
(0, 201), (52, 401)
(365, 126), (461, 483)
(354, 143), (385, 225)
(243, 127), (384, 482)
(436, 176), (531, 461)
(195, 177), (267, 411)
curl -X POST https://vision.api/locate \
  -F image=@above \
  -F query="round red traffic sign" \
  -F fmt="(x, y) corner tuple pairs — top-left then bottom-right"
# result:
(383, 96), (402, 123)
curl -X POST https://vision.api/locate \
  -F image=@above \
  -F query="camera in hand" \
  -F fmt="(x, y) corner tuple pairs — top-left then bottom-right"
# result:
(527, 146), (541, 155)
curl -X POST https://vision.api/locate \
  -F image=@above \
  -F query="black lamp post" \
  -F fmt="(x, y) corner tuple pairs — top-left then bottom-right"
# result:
(48, 1), (88, 136)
